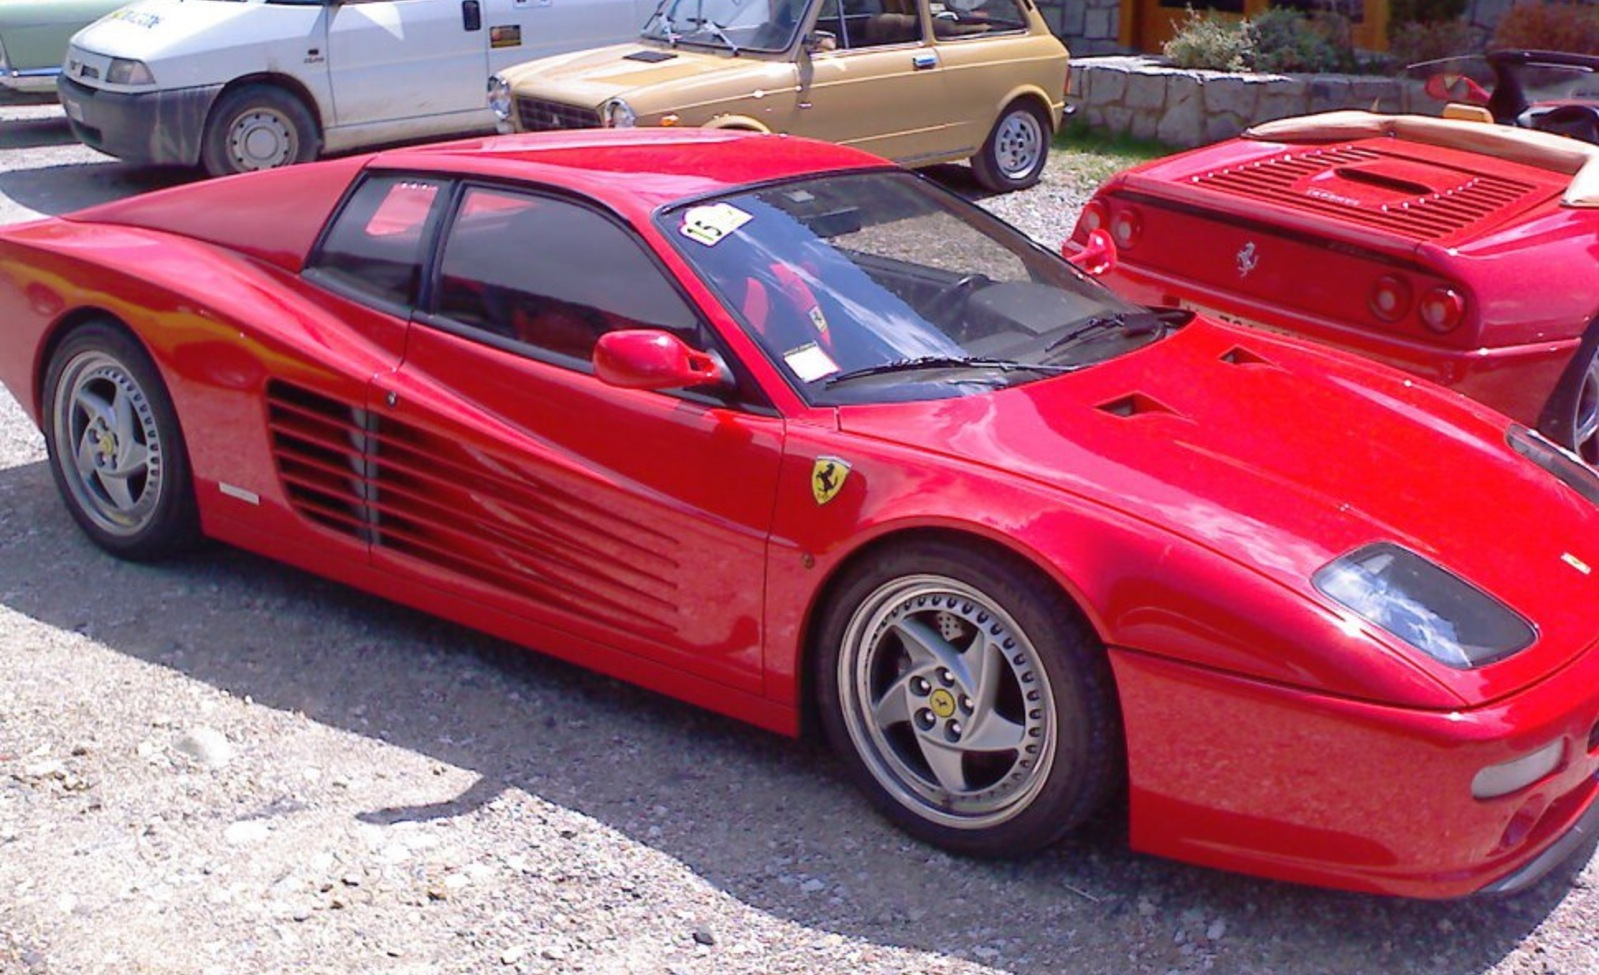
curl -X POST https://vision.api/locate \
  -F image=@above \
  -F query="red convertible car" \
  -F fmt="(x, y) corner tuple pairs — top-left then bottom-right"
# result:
(1065, 110), (1599, 463)
(1, 129), (1597, 898)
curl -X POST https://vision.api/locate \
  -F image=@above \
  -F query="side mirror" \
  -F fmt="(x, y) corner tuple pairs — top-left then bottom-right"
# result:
(804, 30), (837, 54)
(1064, 228), (1117, 277)
(593, 329), (726, 390)
(1424, 72), (1490, 105)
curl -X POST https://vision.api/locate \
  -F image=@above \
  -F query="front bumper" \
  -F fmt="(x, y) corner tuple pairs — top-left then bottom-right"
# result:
(1112, 645), (1599, 899)
(56, 75), (221, 167)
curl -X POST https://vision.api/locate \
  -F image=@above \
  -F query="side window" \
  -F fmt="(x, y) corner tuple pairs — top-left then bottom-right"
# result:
(308, 175), (446, 309)
(814, 0), (925, 50)
(434, 187), (699, 365)
(930, 0), (1028, 37)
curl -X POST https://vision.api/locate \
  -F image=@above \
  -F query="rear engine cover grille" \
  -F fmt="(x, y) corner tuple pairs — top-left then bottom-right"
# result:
(1192, 145), (1542, 241)
(515, 97), (600, 132)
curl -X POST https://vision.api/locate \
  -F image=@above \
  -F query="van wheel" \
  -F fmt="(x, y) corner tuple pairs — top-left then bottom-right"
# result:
(201, 85), (319, 177)
(971, 101), (1050, 193)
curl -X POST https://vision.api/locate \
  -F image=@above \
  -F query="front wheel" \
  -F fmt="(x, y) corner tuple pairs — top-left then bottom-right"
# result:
(815, 539), (1121, 856)
(200, 84), (319, 177)
(971, 102), (1050, 193)
(1567, 346), (1599, 464)
(42, 322), (200, 560)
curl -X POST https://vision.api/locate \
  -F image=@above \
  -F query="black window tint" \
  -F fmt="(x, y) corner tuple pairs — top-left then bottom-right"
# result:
(310, 176), (445, 308)
(435, 187), (698, 363)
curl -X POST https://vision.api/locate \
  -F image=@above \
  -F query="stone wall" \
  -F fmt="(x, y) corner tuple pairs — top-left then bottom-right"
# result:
(1036, 0), (1124, 56)
(1067, 55), (1437, 147)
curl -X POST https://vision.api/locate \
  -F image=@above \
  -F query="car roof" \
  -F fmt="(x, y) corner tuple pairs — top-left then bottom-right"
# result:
(370, 128), (891, 221)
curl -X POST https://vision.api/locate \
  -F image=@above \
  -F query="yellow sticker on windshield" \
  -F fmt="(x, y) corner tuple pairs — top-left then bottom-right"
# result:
(681, 204), (753, 247)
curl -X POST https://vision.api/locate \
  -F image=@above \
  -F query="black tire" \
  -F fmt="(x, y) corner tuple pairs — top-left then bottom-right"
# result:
(200, 84), (319, 177)
(42, 322), (200, 561)
(1540, 323), (1599, 464)
(814, 538), (1122, 856)
(970, 101), (1051, 193)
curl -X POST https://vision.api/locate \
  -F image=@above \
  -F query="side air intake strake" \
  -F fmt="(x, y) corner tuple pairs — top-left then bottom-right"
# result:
(265, 381), (680, 630)
(1190, 145), (1542, 242)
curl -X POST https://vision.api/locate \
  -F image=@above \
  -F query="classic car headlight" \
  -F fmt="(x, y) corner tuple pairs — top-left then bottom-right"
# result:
(1507, 424), (1599, 505)
(487, 74), (512, 121)
(602, 98), (636, 128)
(106, 58), (155, 86)
(1313, 543), (1535, 669)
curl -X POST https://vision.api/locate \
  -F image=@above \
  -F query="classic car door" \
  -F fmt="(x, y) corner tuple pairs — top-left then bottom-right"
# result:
(795, 0), (953, 163)
(326, 0), (487, 128)
(375, 183), (784, 692)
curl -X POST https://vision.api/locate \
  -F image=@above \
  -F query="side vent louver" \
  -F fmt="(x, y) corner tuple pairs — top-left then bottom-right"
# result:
(1219, 346), (1274, 368)
(1098, 393), (1176, 418)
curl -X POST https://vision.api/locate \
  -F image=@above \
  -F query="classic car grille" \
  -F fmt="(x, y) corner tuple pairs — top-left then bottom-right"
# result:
(1192, 146), (1542, 241)
(515, 97), (601, 132)
(265, 381), (679, 630)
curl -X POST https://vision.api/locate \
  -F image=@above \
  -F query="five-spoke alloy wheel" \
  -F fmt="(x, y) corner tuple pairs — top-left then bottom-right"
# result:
(43, 323), (199, 560)
(817, 540), (1120, 856)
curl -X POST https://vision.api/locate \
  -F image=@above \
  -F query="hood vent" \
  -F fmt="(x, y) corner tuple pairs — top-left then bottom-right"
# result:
(624, 50), (677, 63)
(265, 381), (680, 632)
(1191, 145), (1542, 241)
(1219, 346), (1276, 368)
(1098, 392), (1179, 419)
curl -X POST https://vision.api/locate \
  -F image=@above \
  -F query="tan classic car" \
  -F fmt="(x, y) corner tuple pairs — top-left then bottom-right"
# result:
(489, 0), (1069, 191)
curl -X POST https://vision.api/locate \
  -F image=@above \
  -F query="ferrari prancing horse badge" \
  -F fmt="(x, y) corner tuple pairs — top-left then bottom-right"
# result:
(812, 457), (851, 506)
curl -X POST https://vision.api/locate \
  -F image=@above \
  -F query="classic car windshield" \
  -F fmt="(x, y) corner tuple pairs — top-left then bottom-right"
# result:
(642, 0), (812, 52)
(665, 171), (1174, 405)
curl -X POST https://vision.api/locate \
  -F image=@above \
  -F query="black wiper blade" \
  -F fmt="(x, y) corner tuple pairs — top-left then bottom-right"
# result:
(824, 355), (1076, 388)
(1043, 308), (1187, 356)
(691, 18), (739, 53)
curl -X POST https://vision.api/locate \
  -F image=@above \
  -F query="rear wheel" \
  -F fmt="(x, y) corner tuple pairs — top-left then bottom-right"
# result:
(1569, 347), (1599, 464)
(815, 539), (1121, 856)
(200, 84), (318, 177)
(42, 322), (200, 560)
(971, 101), (1050, 193)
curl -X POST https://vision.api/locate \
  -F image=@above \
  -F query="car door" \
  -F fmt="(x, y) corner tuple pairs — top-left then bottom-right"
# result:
(326, 0), (488, 129)
(372, 182), (784, 692)
(795, 0), (952, 163)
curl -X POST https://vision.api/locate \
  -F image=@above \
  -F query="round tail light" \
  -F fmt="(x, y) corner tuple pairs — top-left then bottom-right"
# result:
(1110, 207), (1141, 248)
(1419, 287), (1467, 333)
(1369, 274), (1412, 323)
(1076, 199), (1108, 240)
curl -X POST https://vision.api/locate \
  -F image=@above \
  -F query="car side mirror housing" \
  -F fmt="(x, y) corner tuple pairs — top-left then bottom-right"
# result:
(593, 329), (727, 390)
(804, 30), (837, 54)
(1424, 72), (1490, 105)
(1064, 228), (1117, 277)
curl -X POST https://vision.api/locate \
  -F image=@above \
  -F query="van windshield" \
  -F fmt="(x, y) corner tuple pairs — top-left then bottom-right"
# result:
(642, 0), (812, 53)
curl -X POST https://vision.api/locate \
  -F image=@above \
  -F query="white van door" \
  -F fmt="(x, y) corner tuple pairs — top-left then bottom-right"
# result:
(326, 0), (489, 129)
(482, 0), (653, 73)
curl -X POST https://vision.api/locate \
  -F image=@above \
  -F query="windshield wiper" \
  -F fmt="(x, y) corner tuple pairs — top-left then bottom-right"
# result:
(689, 18), (740, 54)
(824, 355), (1077, 389)
(1043, 308), (1188, 356)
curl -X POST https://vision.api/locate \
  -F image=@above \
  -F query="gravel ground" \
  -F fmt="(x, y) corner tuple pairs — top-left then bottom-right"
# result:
(1, 92), (1596, 975)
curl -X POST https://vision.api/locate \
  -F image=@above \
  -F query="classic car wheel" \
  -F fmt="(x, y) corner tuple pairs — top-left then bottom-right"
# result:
(1572, 348), (1599, 464)
(43, 323), (199, 560)
(816, 540), (1121, 856)
(201, 85), (318, 177)
(972, 102), (1050, 193)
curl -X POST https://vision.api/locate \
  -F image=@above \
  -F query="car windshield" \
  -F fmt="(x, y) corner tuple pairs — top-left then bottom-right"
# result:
(642, 0), (812, 52)
(662, 171), (1176, 405)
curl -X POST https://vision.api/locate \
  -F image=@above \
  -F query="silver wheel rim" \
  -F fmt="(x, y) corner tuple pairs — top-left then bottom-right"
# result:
(51, 350), (165, 538)
(838, 574), (1056, 829)
(227, 107), (297, 171)
(1575, 351), (1599, 464)
(993, 110), (1044, 181)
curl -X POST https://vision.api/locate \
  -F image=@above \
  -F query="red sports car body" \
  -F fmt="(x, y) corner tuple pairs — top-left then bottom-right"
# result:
(1066, 111), (1599, 463)
(1, 129), (1597, 898)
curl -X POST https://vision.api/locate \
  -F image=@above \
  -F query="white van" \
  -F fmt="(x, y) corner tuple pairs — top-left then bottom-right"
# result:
(58, 0), (654, 175)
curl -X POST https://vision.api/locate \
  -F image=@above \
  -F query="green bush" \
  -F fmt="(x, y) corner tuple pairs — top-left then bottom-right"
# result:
(1388, 0), (1468, 30)
(1489, 1), (1599, 55)
(1387, 18), (1482, 64)
(1162, 8), (1252, 71)
(1249, 8), (1357, 73)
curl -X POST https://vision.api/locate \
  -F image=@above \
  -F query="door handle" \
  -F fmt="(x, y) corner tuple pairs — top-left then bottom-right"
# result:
(913, 52), (937, 70)
(462, 0), (482, 31)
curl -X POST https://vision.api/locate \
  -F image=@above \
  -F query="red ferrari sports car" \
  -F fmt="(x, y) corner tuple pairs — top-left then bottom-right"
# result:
(1065, 110), (1599, 463)
(1, 129), (1596, 898)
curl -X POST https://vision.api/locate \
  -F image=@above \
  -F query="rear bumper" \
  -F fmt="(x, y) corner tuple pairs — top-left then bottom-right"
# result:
(1087, 262), (1582, 429)
(1112, 646), (1599, 899)
(56, 76), (220, 167)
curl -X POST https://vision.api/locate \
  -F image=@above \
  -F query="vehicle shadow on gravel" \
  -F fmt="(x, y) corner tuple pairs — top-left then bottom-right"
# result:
(0, 155), (192, 216)
(0, 456), (1590, 975)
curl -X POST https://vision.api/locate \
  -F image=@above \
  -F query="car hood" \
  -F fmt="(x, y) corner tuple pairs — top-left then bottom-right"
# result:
(68, 0), (316, 62)
(500, 41), (763, 106)
(837, 321), (1599, 699)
